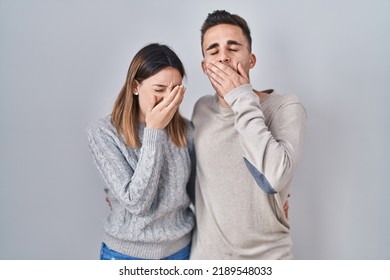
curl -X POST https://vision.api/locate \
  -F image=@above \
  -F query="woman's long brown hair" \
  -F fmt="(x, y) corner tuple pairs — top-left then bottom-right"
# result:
(111, 43), (187, 148)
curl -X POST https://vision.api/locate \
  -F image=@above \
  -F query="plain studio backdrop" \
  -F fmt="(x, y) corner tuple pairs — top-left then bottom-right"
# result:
(0, 0), (389, 259)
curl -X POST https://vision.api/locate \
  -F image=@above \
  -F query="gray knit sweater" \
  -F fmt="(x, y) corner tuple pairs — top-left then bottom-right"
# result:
(190, 84), (307, 259)
(86, 115), (195, 259)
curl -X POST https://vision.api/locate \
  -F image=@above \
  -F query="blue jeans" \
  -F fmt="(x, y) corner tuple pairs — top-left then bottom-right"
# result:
(100, 242), (191, 260)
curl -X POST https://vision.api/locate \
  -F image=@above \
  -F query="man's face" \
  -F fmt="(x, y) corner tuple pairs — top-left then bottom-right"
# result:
(201, 24), (256, 76)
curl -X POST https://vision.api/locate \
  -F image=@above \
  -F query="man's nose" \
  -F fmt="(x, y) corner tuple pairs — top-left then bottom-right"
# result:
(218, 50), (231, 64)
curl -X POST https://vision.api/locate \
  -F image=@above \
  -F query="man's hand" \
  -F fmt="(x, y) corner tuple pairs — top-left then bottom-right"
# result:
(283, 193), (291, 220)
(205, 61), (249, 98)
(146, 85), (185, 130)
(283, 200), (289, 220)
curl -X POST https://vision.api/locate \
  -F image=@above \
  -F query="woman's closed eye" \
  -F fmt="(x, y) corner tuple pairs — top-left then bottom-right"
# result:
(153, 87), (166, 94)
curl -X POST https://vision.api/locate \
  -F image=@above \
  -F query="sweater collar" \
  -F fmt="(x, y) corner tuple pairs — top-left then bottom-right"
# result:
(213, 93), (235, 118)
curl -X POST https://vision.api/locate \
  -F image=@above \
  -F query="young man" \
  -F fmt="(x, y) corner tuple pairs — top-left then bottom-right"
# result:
(190, 10), (307, 259)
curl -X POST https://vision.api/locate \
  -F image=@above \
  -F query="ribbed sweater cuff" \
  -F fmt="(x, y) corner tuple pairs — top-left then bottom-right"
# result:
(224, 83), (254, 106)
(143, 127), (167, 148)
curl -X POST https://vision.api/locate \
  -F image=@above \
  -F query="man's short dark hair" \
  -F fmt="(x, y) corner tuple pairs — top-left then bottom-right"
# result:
(201, 10), (252, 54)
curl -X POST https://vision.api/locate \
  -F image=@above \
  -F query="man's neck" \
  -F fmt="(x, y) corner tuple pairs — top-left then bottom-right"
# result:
(217, 95), (230, 108)
(255, 89), (272, 101)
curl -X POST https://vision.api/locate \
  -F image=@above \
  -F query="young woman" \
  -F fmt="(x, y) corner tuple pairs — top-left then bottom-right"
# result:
(86, 43), (195, 260)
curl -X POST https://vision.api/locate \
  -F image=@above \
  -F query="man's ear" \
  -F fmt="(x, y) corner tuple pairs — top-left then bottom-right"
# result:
(249, 53), (257, 69)
(201, 60), (207, 75)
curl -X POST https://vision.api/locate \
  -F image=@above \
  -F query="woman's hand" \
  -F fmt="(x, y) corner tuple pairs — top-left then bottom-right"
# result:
(145, 85), (185, 130)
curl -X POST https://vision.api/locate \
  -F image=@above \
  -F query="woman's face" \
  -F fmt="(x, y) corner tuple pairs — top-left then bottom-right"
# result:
(134, 67), (183, 123)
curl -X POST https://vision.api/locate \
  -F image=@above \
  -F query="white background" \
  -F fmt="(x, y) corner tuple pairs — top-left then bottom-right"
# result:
(0, 0), (389, 259)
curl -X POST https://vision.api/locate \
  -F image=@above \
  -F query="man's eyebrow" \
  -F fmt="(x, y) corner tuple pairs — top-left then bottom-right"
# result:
(227, 40), (243, 47)
(205, 40), (243, 52)
(205, 43), (219, 51)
